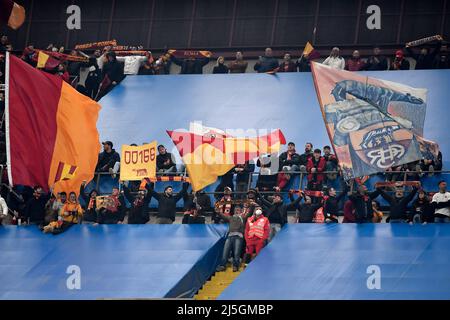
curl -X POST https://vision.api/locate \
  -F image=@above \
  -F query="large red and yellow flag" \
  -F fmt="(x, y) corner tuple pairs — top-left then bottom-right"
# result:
(168, 126), (285, 191)
(5, 53), (101, 194)
(0, 0), (25, 30)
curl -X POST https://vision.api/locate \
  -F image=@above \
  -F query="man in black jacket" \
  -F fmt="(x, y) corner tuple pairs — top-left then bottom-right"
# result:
(150, 182), (189, 224)
(123, 182), (152, 224)
(377, 185), (418, 223)
(96, 141), (120, 175)
(295, 193), (322, 223)
(364, 47), (388, 71)
(156, 145), (177, 173)
(348, 185), (380, 223)
(279, 142), (301, 172)
(170, 55), (209, 74)
(24, 186), (50, 225)
(406, 43), (441, 70)
(261, 191), (302, 241)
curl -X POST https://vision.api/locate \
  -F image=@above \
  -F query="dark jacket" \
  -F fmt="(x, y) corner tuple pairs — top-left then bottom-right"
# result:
(156, 152), (175, 170)
(24, 194), (51, 224)
(391, 58), (410, 70)
(411, 196), (434, 223)
(183, 191), (212, 216)
(364, 55), (388, 71)
(123, 184), (152, 224)
(349, 189), (380, 223)
(407, 45), (440, 70)
(279, 151), (301, 170)
(96, 149), (120, 172)
(296, 202), (322, 223)
(378, 188), (417, 220)
(102, 60), (124, 83)
(235, 162), (255, 184)
(171, 56), (209, 74)
(150, 183), (189, 221)
(261, 194), (302, 226)
(254, 57), (279, 73)
(213, 64), (229, 74)
(324, 189), (347, 218)
(79, 184), (98, 222)
(277, 61), (297, 72)
(299, 152), (313, 166)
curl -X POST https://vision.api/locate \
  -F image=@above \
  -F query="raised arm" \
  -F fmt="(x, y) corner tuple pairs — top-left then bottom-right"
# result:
(174, 182), (189, 202)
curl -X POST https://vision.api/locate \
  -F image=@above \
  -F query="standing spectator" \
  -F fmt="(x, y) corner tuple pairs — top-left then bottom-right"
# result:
(371, 200), (383, 223)
(244, 206), (270, 264)
(116, 53), (148, 75)
(306, 149), (326, 191)
(261, 191), (302, 241)
(295, 193), (322, 223)
(182, 190), (211, 224)
(323, 146), (338, 181)
(56, 63), (70, 83)
(297, 56), (311, 72)
(122, 181), (152, 224)
(213, 186), (235, 223)
(377, 185), (418, 223)
(67, 50), (82, 79)
(348, 185), (380, 223)
(212, 56), (229, 74)
(322, 47), (345, 70)
(432, 180), (450, 223)
(216, 206), (253, 272)
(97, 186), (125, 224)
(342, 199), (356, 223)
(391, 50), (410, 70)
(235, 161), (255, 200)
(152, 53), (172, 75)
(96, 141), (121, 175)
(149, 182), (189, 224)
(214, 168), (235, 200)
(278, 142), (301, 189)
(278, 53), (297, 72)
(156, 145), (176, 174)
(23, 186), (50, 225)
(299, 142), (314, 172)
(170, 54), (210, 74)
(228, 51), (248, 73)
(84, 57), (101, 99)
(0, 193), (8, 225)
(253, 48), (279, 73)
(364, 46), (388, 70)
(323, 186), (347, 223)
(410, 189), (434, 224)
(346, 50), (365, 71)
(101, 51), (125, 92)
(79, 181), (98, 223)
(406, 43), (441, 70)
(433, 43), (450, 69)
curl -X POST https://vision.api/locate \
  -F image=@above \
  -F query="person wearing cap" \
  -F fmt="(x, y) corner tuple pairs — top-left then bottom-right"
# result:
(122, 180), (152, 224)
(391, 50), (410, 70)
(260, 190), (302, 241)
(96, 141), (121, 176)
(213, 186), (235, 223)
(242, 188), (260, 216)
(149, 182), (190, 224)
(244, 206), (270, 264)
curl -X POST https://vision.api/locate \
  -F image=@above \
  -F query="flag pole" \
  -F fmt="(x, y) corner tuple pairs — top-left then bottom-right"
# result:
(4, 52), (13, 188)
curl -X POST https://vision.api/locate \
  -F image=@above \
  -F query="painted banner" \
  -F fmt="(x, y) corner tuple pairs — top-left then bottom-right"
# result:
(311, 62), (439, 180)
(120, 142), (157, 181)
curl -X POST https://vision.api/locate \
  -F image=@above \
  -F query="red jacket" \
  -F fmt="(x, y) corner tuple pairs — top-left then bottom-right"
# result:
(346, 58), (365, 71)
(342, 199), (355, 223)
(306, 156), (326, 183)
(245, 215), (270, 241)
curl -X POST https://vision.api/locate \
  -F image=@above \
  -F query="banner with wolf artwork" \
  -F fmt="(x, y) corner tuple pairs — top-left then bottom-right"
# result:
(310, 62), (439, 180)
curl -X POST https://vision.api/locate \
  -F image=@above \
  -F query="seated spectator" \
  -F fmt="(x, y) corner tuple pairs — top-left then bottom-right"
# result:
(213, 186), (235, 223)
(170, 53), (210, 74)
(48, 192), (67, 223)
(23, 186), (50, 225)
(156, 145), (176, 174)
(299, 142), (313, 172)
(212, 56), (229, 74)
(216, 206), (253, 272)
(410, 189), (433, 224)
(261, 191), (301, 241)
(385, 165), (404, 181)
(306, 149), (326, 191)
(418, 151), (442, 177)
(122, 181), (152, 224)
(253, 48), (279, 73)
(391, 50), (410, 70)
(43, 192), (83, 234)
(406, 43), (441, 70)
(371, 200), (383, 223)
(149, 182), (189, 224)
(96, 141), (120, 175)
(364, 46), (388, 70)
(322, 47), (345, 70)
(346, 50), (365, 71)
(79, 181), (98, 223)
(431, 180), (450, 223)
(116, 53), (148, 75)
(182, 190), (211, 224)
(256, 154), (278, 192)
(235, 161), (255, 200)
(323, 146), (338, 181)
(278, 53), (297, 72)
(228, 51), (248, 73)
(97, 186), (125, 224)
(348, 185), (380, 223)
(433, 43), (450, 69)
(295, 192), (322, 223)
(244, 206), (270, 265)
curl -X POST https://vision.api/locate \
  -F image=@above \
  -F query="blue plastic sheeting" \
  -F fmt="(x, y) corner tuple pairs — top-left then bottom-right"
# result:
(219, 224), (450, 300)
(98, 71), (450, 169)
(0, 224), (227, 299)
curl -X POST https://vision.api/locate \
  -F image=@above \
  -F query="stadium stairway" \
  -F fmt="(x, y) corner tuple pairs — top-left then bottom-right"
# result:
(194, 266), (243, 300)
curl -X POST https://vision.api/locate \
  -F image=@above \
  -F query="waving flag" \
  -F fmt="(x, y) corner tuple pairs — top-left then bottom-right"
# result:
(0, 0), (25, 30)
(302, 42), (320, 60)
(5, 53), (101, 194)
(168, 126), (285, 191)
(310, 62), (438, 180)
